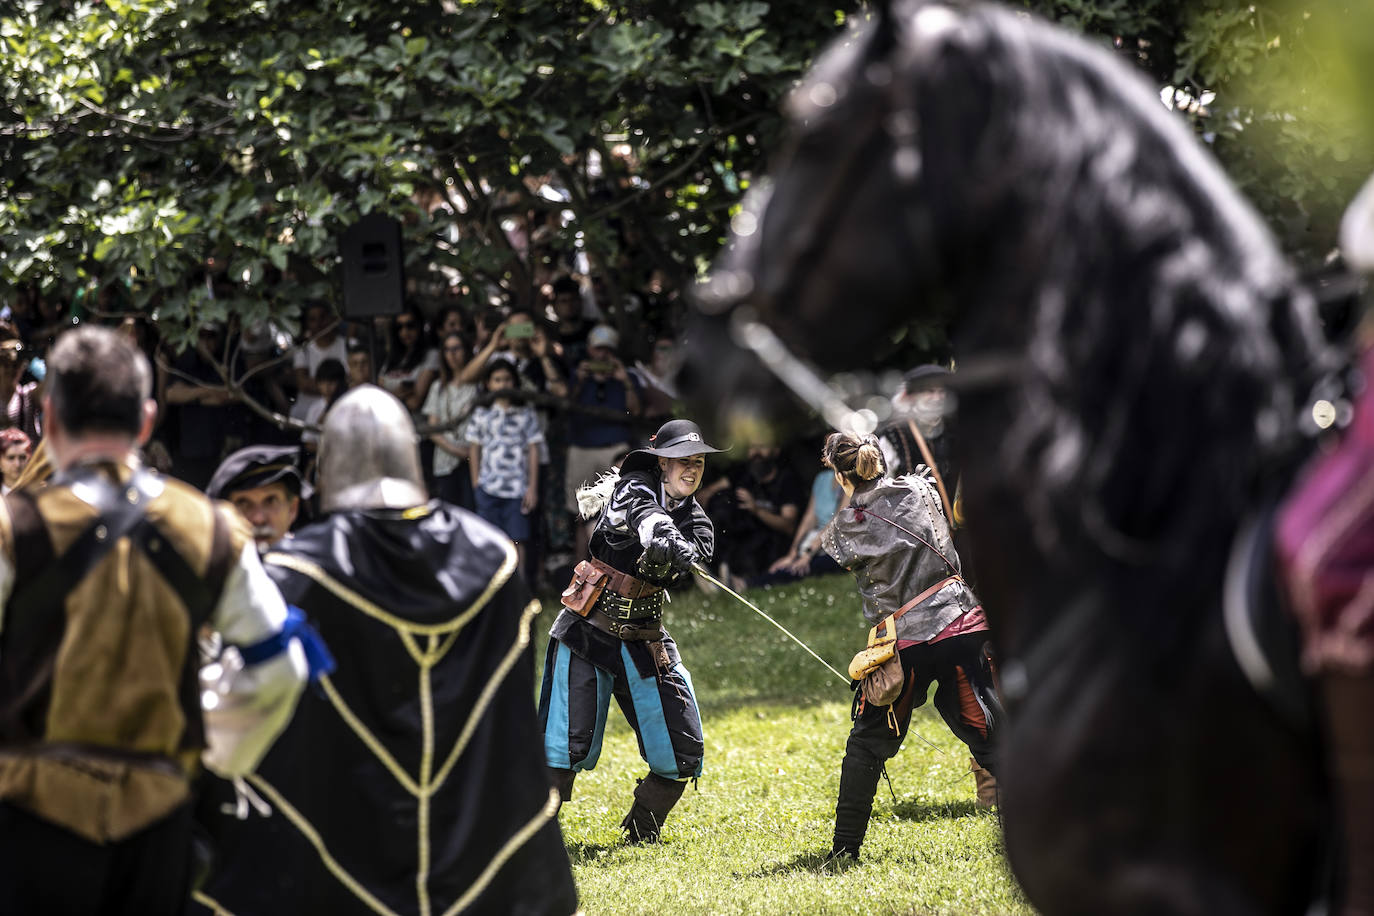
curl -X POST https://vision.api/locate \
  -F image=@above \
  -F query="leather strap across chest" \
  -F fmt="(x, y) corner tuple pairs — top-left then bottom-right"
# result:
(892, 574), (963, 622)
(1, 468), (232, 748)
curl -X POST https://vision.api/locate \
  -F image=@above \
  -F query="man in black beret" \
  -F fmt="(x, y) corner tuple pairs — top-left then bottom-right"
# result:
(206, 444), (310, 550)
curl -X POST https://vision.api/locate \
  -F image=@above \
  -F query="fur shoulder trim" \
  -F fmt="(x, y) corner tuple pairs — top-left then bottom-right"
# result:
(576, 467), (621, 519)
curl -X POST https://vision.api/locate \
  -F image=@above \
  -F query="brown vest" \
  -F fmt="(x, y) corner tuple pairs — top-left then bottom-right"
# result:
(0, 461), (249, 842)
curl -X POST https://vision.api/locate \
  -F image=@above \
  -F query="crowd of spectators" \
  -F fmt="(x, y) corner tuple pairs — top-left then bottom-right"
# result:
(0, 277), (941, 597)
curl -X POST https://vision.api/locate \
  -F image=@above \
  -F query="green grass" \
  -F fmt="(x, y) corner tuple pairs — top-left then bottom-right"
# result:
(532, 573), (1034, 916)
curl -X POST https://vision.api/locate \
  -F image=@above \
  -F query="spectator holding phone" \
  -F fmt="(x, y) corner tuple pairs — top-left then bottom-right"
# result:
(471, 307), (504, 356)
(566, 324), (642, 561)
(490, 309), (569, 400)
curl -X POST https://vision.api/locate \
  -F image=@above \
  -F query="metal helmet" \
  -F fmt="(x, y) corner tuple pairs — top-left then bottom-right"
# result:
(317, 384), (428, 512)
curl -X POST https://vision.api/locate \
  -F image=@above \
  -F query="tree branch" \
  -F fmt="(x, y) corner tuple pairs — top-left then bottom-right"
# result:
(584, 112), (763, 222)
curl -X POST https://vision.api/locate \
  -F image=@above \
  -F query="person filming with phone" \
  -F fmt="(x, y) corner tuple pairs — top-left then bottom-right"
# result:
(567, 324), (641, 561)
(480, 310), (569, 401)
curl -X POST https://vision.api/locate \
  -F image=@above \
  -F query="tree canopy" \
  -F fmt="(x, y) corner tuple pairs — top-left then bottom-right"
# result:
(2, 0), (846, 349)
(2, 0), (1371, 355)
(1023, 0), (1374, 267)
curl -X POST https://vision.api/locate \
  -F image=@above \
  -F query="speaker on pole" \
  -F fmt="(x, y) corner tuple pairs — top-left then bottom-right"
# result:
(339, 213), (405, 318)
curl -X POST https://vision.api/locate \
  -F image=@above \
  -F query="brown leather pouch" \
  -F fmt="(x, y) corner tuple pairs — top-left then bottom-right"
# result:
(861, 652), (905, 707)
(849, 615), (905, 707)
(561, 559), (611, 617)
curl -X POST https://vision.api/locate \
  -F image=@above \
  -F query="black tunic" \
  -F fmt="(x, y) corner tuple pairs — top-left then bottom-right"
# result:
(549, 468), (713, 674)
(195, 502), (578, 916)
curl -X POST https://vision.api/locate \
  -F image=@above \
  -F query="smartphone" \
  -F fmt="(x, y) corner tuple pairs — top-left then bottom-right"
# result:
(583, 360), (615, 374)
(504, 322), (535, 339)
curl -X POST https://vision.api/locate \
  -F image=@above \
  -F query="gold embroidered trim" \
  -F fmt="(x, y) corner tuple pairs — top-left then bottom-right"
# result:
(417, 633), (438, 916)
(439, 787), (561, 916)
(318, 674), (422, 797)
(263, 543), (516, 636)
(431, 600), (540, 790)
(245, 773), (401, 916)
(245, 554), (546, 916)
(190, 890), (234, 915)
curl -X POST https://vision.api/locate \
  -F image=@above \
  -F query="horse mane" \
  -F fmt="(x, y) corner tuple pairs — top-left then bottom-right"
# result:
(845, 2), (1340, 594)
(695, 9), (1341, 910)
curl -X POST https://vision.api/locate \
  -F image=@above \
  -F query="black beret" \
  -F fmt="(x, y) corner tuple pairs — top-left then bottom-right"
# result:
(206, 444), (312, 501)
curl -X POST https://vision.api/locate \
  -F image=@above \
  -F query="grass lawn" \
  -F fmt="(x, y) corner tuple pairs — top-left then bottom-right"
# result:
(532, 572), (1035, 916)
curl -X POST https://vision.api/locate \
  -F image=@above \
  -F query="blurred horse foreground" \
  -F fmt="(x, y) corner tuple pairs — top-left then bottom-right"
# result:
(692, 2), (1347, 913)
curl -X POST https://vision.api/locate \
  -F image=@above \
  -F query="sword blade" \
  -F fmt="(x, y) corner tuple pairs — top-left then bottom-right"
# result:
(691, 564), (849, 684)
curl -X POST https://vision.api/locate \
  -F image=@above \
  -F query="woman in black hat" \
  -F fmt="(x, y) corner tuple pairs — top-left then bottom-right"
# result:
(538, 418), (724, 844)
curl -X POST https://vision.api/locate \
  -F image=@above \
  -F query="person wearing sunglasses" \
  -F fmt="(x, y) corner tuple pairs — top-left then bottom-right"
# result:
(378, 304), (439, 416)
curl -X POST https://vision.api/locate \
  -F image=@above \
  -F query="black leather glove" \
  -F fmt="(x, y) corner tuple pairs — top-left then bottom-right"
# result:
(638, 523), (697, 579)
(638, 537), (673, 580)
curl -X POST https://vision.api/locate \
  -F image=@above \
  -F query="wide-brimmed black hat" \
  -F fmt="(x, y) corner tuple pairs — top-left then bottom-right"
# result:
(207, 444), (312, 501)
(619, 419), (725, 475)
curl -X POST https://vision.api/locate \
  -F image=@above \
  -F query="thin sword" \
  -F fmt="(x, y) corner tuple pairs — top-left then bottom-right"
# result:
(690, 563), (949, 757)
(691, 563), (849, 683)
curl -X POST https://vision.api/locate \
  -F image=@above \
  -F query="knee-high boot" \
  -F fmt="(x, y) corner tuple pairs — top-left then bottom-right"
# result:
(832, 741), (884, 860)
(620, 773), (686, 844)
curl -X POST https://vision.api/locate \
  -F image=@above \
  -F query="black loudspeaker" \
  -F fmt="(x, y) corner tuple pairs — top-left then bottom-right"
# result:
(339, 213), (405, 317)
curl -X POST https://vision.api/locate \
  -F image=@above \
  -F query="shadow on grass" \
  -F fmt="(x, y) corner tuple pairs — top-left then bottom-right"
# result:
(888, 797), (986, 821)
(565, 840), (621, 865)
(736, 849), (860, 878)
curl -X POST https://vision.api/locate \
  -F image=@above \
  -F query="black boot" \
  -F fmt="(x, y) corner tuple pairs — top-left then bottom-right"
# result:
(620, 773), (686, 844)
(832, 744), (884, 861)
(548, 767), (576, 815)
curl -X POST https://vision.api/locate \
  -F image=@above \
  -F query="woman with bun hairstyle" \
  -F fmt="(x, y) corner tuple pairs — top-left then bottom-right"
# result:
(820, 430), (1002, 862)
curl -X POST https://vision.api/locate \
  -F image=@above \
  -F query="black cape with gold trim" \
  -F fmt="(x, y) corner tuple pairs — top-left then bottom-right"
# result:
(194, 502), (578, 916)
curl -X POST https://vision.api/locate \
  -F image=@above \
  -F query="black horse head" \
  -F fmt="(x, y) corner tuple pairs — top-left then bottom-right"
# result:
(692, 2), (1342, 911)
(695, 0), (1336, 580)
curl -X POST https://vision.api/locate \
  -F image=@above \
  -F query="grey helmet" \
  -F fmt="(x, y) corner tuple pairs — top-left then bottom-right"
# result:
(317, 384), (428, 512)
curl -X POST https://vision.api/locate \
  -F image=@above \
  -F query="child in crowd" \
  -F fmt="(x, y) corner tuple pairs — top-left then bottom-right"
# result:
(467, 358), (543, 580)
(301, 358), (348, 484)
(346, 344), (374, 388)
